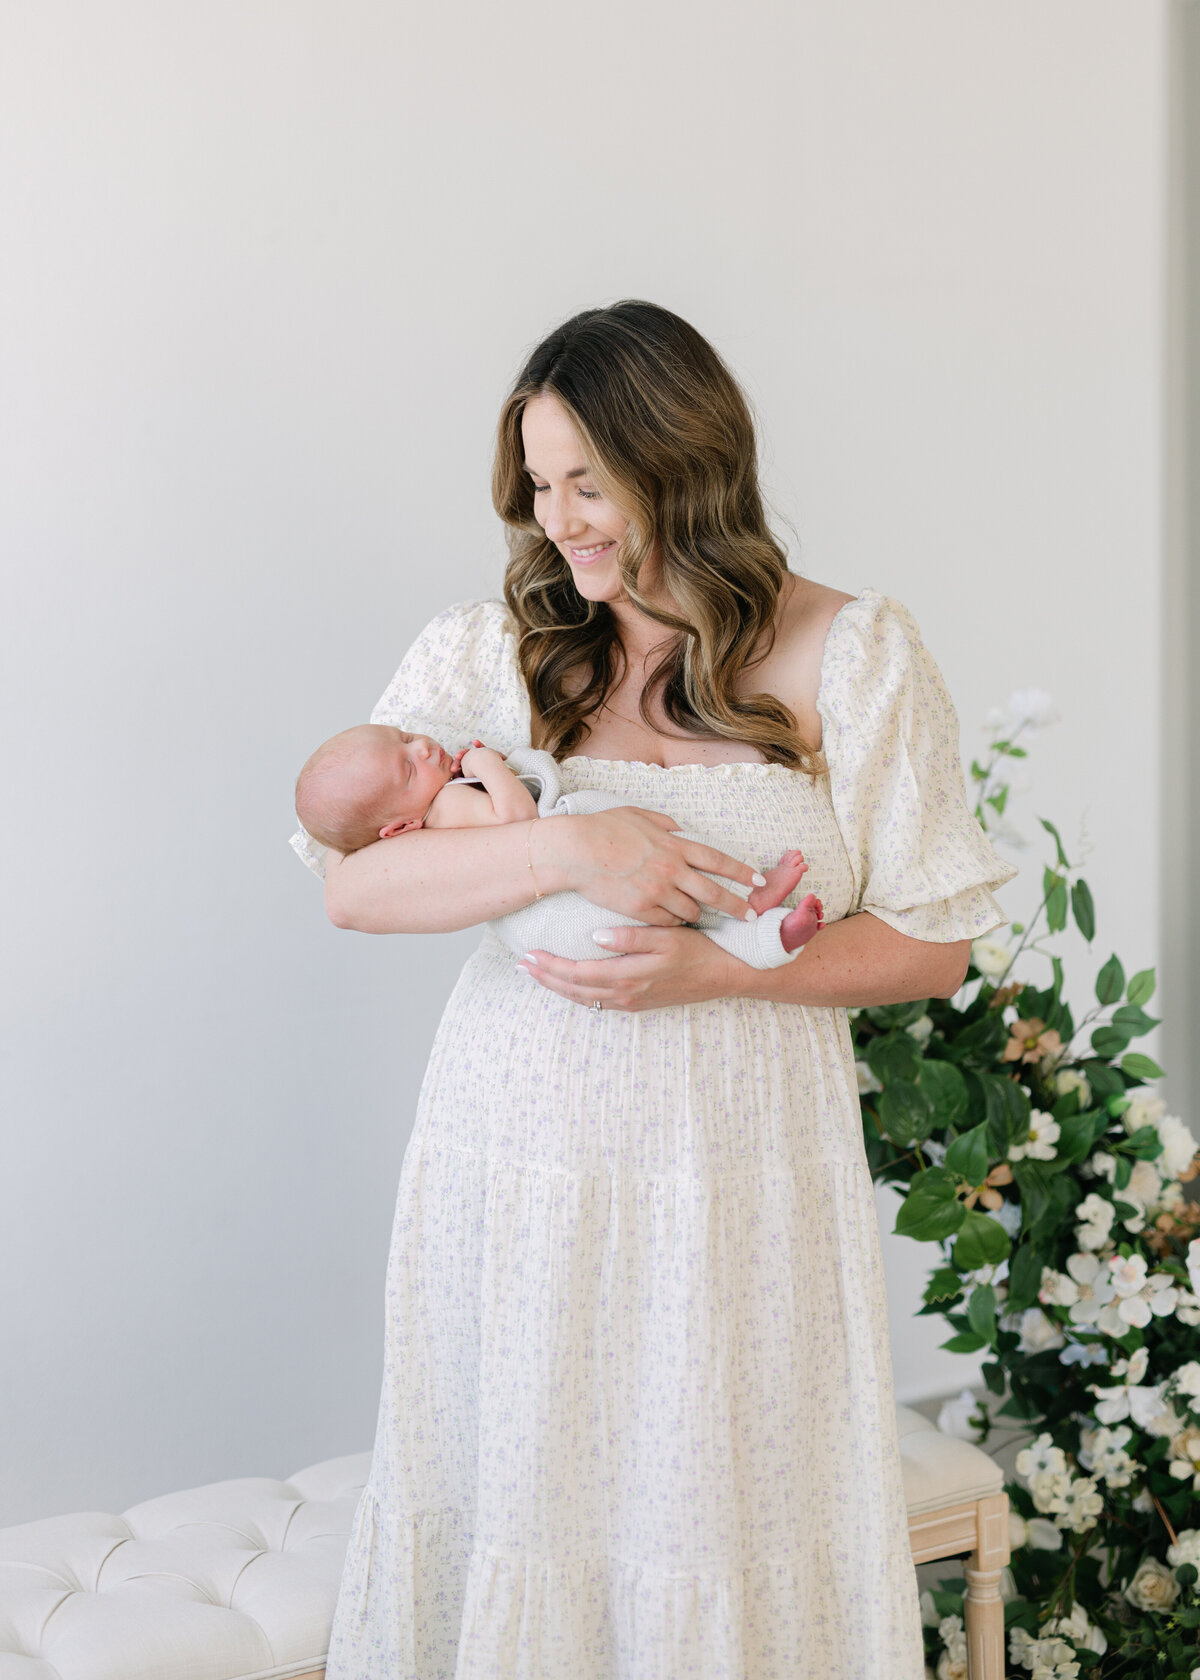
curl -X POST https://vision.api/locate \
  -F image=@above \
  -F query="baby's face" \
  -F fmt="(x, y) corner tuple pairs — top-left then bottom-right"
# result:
(369, 728), (454, 836)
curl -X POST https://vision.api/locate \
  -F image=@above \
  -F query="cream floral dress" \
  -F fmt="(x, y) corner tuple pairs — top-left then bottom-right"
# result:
(290, 587), (1018, 1680)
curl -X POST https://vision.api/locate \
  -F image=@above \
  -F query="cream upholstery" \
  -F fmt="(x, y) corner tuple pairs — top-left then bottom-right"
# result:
(896, 1401), (1005, 1513)
(0, 1410), (1008, 1679)
(896, 1402), (1010, 1680)
(0, 1452), (373, 1680)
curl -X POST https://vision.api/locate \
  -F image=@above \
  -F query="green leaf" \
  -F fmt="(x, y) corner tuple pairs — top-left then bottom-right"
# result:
(877, 1082), (937, 1146)
(986, 786), (1009, 815)
(1122, 1125), (1164, 1161)
(1039, 815), (1069, 869)
(1081, 1059), (1125, 1099)
(923, 1267), (964, 1306)
(940, 1330), (987, 1353)
(1011, 1158), (1053, 1234)
(1052, 1109), (1102, 1169)
(944, 1122), (990, 1188)
(982, 1359), (1006, 1396)
(967, 1283), (998, 1345)
(1071, 877), (1095, 942)
(1095, 954), (1125, 1007)
(980, 1073), (1031, 1158)
(1110, 1004), (1162, 1037)
(1121, 1051), (1164, 1081)
(1126, 967), (1156, 1007)
(915, 1059), (969, 1128)
(1044, 871), (1068, 933)
(1006, 1242), (1045, 1313)
(894, 1168), (968, 1242)
(970, 759), (987, 781)
(1091, 1025), (1132, 1060)
(953, 1209), (1012, 1270)
(864, 1030), (923, 1086)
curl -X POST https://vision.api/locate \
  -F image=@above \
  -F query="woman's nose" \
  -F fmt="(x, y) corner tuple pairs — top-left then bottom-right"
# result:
(541, 494), (585, 544)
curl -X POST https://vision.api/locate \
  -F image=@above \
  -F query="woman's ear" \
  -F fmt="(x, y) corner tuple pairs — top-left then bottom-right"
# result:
(378, 816), (423, 839)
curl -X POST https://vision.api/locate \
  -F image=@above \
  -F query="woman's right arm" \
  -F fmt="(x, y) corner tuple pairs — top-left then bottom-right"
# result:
(324, 807), (765, 935)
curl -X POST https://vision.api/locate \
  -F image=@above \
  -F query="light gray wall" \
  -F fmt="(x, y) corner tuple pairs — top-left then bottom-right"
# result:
(1, 0), (1171, 1520)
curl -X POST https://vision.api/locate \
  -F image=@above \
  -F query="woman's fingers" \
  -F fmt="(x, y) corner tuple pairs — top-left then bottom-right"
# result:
(680, 837), (764, 893)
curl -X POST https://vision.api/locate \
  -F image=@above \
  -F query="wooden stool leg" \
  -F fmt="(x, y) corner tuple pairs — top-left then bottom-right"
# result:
(964, 1492), (1010, 1680)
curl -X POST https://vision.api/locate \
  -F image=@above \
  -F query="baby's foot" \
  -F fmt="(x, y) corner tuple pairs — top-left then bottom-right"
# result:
(747, 849), (810, 915)
(780, 893), (825, 953)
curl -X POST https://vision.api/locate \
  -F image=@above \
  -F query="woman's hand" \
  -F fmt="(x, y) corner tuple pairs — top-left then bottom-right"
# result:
(516, 924), (745, 1013)
(538, 806), (765, 925)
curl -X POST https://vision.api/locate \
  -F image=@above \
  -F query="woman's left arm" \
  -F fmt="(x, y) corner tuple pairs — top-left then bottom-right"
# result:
(517, 914), (971, 1012)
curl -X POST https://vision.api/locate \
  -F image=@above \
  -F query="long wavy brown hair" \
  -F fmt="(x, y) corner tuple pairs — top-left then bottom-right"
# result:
(492, 300), (826, 776)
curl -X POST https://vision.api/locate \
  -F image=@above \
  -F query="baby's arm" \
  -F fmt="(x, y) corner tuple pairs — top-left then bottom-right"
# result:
(423, 744), (539, 830)
(459, 745), (539, 823)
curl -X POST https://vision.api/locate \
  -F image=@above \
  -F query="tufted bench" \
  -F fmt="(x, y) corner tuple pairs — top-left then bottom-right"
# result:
(0, 1451), (373, 1680)
(1, 1409), (1006, 1679)
(897, 1402), (1010, 1680)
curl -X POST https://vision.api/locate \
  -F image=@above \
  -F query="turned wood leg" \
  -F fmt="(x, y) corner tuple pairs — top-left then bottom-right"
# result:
(964, 1492), (1009, 1680)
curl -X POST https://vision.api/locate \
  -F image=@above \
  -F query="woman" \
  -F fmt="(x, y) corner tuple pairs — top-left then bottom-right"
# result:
(292, 300), (1018, 1679)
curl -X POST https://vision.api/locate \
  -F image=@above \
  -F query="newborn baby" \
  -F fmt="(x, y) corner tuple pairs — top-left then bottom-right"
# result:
(294, 724), (825, 969)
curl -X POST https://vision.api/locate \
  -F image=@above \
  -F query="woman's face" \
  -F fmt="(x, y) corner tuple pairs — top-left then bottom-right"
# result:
(521, 392), (635, 609)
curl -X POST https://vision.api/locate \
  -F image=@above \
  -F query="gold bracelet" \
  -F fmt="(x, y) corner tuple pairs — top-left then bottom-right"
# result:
(525, 819), (543, 900)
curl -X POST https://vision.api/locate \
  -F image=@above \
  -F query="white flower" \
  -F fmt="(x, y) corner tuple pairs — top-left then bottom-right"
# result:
(1009, 1111), (1060, 1162)
(1123, 1555), (1180, 1612)
(1009, 1626), (1038, 1668)
(1027, 1516), (1064, 1550)
(937, 1612), (968, 1677)
(1064, 1251), (1117, 1329)
(987, 687), (1061, 735)
(1110, 1253), (1150, 1297)
(855, 1058), (882, 1095)
(1091, 1347), (1169, 1427)
(1168, 1527), (1200, 1572)
(1054, 1067), (1091, 1107)
(937, 1387), (985, 1439)
(1190, 1237), (1200, 1300)
(907, 1013), (934, 1047)
(972, 936), (1013, 981)
(1074, 1193), (1115, 1251)
(922, 1137), (947, 1167)
(1122, 1093), (1167, 1135)
(1175, 1288), (1200, 1328)
(1174, 1361), (1200, 1401)
(1015, 1432), (1067, 1482)
(935, 1652), (968, 1680)
(1077, 1423), (1136, 1488)
(1167, 1427), (1200, 1490)
(1053, 1475), (1103, 1532)
(1046, 1602), (1107, 1656)
(1039, 1266), (1080, 1308)
(1060, 1339), (1109, 1369)
(1029, 1468), (1071, 1513)
(1158, 1113), (1199, 1178)
(1089, 1151), (1117, 1182)
(1017, 1308), (1065, 1355)
(919, 1588), (940, 1626)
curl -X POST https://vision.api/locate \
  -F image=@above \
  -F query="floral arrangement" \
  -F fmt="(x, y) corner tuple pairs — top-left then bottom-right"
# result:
(853, 689), (1200, 1680)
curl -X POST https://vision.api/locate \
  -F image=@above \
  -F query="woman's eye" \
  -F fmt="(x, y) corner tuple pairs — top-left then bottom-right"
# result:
(531, 485), (600, 500)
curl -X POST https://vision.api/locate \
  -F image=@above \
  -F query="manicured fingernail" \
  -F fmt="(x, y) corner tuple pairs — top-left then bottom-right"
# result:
(516, 964), (533, 977)
(593, 931), (615, 946)
(752, 872), (766, 886)
(522, 952), (539, 965)
(744, 907), (758, 922)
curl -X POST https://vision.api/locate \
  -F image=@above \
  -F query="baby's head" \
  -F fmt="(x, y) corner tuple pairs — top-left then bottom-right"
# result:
(295, 724), (453, 855)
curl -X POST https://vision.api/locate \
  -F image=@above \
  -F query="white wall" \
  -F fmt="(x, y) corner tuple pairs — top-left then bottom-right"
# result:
(1, 0), (1168, 1519)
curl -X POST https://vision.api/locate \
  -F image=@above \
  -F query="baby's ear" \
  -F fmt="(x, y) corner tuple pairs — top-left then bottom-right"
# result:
(379, 816), (423, 839)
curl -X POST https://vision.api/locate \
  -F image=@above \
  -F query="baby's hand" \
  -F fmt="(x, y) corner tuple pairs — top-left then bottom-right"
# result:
(449, 740), (484, 777)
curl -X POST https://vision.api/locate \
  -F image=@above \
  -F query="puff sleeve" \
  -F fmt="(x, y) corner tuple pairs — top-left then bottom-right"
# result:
(815, 588), (1019, 943)
(288, 597), (525, 880)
